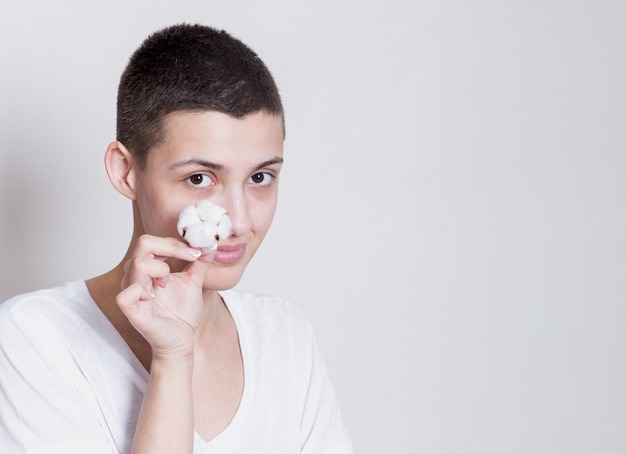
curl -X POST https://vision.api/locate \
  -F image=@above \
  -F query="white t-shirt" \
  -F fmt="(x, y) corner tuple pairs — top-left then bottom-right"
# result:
(0, 281), (353, 454)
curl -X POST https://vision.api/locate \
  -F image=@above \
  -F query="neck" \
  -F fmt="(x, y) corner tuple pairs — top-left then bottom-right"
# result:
(197, 290), (228, 342)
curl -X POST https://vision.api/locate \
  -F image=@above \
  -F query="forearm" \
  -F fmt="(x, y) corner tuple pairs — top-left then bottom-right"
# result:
(131, 356), (195, 454)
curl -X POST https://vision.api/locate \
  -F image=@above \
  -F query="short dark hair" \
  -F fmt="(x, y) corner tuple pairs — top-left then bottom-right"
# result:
(116, 23), (284, 168)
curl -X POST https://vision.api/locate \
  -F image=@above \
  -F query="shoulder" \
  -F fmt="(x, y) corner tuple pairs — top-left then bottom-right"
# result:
(221, 290), (311, 329)
(0, 281), (97, 342)
(1, 281), (89, 313)
(220, 290), (317, 351)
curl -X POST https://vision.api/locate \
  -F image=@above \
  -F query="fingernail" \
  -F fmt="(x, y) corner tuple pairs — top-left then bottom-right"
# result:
(199, 245), (217, 255)
(188, 248), (201, 258)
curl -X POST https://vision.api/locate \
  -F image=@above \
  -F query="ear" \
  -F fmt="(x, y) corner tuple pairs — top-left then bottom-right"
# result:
(104, 141), (138, 200)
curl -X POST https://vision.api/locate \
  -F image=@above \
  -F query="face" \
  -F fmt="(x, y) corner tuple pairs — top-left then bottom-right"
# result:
(132, 110), (284, 290)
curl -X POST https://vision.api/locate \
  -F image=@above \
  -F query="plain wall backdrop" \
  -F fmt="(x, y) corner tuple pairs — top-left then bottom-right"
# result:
(1, 1), (625, 453)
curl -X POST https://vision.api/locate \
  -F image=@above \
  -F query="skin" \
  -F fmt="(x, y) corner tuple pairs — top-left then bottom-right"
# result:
(86, 110), (284, 452)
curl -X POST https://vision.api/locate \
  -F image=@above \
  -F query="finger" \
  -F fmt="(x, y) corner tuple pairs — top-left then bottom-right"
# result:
(133, 234), (204, 263)
(126, 256), (172, 290)
(116, 282), (153, 315)
(184, 247), (216, 287)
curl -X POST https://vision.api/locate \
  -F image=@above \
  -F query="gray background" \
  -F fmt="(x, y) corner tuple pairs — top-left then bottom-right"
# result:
(1, 1), (625, 453)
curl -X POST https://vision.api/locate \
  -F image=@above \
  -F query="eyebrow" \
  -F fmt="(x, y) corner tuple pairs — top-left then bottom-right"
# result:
(254, 157), (284, 171)
(169, 159), (225, 171)
(169, 157), (283, 172)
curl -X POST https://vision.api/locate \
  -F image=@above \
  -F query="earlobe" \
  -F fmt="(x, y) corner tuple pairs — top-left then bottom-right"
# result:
(104, 141), (137, 200)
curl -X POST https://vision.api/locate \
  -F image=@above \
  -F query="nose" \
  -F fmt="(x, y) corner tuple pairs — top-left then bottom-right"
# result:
(222, 191), (252, 238)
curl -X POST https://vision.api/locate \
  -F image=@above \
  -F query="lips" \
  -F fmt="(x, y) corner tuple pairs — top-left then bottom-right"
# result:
(214, 243), (246, 264)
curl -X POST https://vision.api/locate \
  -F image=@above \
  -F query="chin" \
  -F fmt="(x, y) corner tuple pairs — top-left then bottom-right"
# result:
(202, 269), (245, 292)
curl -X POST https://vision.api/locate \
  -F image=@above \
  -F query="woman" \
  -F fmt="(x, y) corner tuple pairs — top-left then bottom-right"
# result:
(0, 23), (352, 454)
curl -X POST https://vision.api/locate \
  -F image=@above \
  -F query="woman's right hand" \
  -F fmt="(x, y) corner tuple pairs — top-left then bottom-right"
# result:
(115, 234), (215, 360)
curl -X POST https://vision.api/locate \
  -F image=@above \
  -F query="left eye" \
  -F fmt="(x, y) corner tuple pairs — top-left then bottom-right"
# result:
(249, 172), (273, 186)
(188, 174), (213, 187)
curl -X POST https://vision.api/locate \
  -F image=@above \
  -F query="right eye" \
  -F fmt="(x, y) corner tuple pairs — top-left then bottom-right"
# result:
(187, 174), (213, 187)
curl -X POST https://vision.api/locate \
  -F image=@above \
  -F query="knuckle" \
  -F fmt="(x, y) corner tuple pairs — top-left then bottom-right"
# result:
(136, 234), (153, 250)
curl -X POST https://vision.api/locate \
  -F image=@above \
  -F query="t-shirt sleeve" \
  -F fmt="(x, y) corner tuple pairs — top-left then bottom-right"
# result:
(0, 306), (114, 453)
(297, 316), (354, 454)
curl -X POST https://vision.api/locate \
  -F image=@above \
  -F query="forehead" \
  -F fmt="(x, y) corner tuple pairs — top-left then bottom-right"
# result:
(148, 110), (284, 167)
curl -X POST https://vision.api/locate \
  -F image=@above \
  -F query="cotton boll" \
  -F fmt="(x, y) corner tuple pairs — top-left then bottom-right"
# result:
(177, 205), (202, 238)
(183, 222), (219, 249)
(216, 214), (232, 240)
(196, 199), (227, 224)
(177, 200), (233, 248)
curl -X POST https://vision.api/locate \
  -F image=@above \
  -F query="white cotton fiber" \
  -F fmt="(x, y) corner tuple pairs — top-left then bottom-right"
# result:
(177, 200), (232, 249)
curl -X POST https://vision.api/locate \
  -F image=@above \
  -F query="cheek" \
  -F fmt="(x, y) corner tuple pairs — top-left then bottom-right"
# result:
(252, 198), (278, 235)
(134, 170), (190, 239)
(141, 210), (180, 238)
(136, 191), (182, 237)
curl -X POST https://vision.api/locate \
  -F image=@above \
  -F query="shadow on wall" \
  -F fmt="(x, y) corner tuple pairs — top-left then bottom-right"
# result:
(0, 131), (68, 301)
(0, 137), (131, 303)
(0, 101), (103, 302)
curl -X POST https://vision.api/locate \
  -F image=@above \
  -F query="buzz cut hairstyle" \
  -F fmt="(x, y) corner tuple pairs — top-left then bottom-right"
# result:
(116, 23), (284, 168)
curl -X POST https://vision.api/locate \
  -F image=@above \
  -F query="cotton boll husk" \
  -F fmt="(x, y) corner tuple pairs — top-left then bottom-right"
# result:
(183, 222), (219, 249)
(177, 205), (202, 237)
(196, 200), (227, 224)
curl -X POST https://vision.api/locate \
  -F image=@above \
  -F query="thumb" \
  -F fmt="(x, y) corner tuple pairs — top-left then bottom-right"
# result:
(185, 247), (216, 287)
